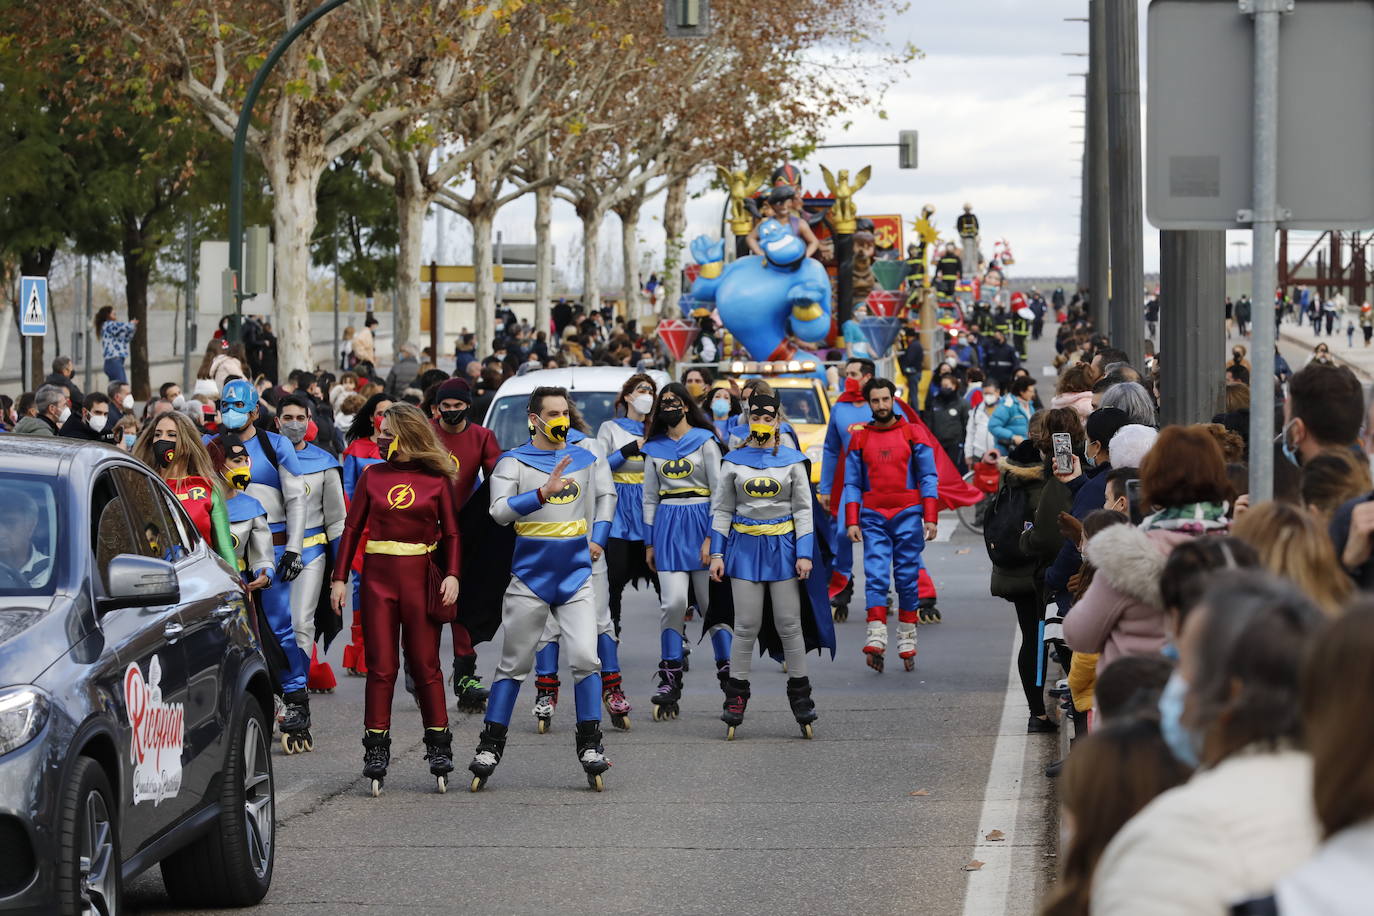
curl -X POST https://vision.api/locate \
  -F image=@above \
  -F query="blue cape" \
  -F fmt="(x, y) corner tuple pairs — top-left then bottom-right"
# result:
(225, 491), (267, 524)
(642, 426), (715, 461)
(723, 445), (807, 469)
(293, 441), (340, 474)
(506, 440), (598, 474)
(611, 417), (644, 436)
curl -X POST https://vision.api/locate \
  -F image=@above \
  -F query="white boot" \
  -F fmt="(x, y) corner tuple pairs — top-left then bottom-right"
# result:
(896, 621), (918, 671)
(863, 621), (888, 672)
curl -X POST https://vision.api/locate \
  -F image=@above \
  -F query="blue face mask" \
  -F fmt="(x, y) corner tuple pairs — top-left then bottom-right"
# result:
(711, 399), (730, 419)
(1280, 418), (1301, 467)
(221, 408), (250, 430)
(122, 433), (137, 449)
(1158, 670), (1201, 768)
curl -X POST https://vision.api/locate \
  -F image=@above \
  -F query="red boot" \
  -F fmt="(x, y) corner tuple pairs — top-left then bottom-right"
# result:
(308, 645), (337, 693)
(341, 620), (367, 676)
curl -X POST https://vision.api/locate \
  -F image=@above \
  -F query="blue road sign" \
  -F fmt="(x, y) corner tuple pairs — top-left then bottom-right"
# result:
(20, 276), (48, 337)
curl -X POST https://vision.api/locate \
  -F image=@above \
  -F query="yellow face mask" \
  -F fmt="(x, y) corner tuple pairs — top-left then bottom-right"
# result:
(686, 381), (707, 399)
(535, 415), (571, 442)
(749, 422), (775, 441)
(226, 466), (252, 490)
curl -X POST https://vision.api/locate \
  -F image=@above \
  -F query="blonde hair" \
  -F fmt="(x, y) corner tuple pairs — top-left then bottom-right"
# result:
(133, 410), (225, 500)
(383, 404), (456, 479)
(1231, 501), (1351, 617)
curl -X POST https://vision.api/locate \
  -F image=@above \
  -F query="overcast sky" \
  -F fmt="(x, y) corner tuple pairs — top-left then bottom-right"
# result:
(431, 1), (1190, 291)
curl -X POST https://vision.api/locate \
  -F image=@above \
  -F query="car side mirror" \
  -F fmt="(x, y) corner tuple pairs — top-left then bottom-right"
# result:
(99, 555), (180, 614)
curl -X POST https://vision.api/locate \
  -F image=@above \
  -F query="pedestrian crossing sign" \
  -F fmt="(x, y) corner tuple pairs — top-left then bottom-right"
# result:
(19, 276), (47, 337)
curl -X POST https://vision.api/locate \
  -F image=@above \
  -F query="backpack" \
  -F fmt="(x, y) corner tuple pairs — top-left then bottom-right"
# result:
(983, 477), (1031, 568)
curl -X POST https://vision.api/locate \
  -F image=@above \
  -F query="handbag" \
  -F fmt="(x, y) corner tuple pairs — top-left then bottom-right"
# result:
(426, 560), (456, 624)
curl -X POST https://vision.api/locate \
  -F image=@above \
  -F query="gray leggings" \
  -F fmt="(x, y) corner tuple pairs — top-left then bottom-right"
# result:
(729, 578), (805, 680)
(659, 569), (715, 635)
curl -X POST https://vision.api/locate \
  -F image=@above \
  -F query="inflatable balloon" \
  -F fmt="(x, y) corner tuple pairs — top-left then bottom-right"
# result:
(685, 220), (833, 360)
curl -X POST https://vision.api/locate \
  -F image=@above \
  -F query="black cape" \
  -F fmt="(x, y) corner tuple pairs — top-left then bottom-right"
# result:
(457, 479), (514, 645)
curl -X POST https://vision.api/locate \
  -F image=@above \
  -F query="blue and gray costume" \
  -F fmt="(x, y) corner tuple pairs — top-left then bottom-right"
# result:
(287, 441), (346, 653)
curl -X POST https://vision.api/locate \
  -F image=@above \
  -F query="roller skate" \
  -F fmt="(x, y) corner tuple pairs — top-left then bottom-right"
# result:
(863, 620), (888, 673)
(279, 690), (313, 754)
(602, 672), (632, 730)
(468, 722), (508, 792)
(715, 658), (731, 691)
(307, 645), (336, 693)
(650, 659), (683, 720)
(918, 598), (942, 625)
(829, 574), (853, 623)
(423, 728), (454, 794)
(362, 730), (390, 797)
(575, 720), (611, 792)
(787, 676), (818, 738)
(896, 621), (919, 672)
(720, 677), (750, 740)
(532, 674), (559, 734)
(452, 654), (489, 714)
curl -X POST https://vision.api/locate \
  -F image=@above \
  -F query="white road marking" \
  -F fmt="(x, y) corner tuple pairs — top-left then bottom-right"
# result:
(961, 628), (1031, 916)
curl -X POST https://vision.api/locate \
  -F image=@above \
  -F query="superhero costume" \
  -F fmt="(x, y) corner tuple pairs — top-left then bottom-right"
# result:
(225, 488), (291, 696)
(340, 436), (384, 674)
(595, 416), (657, 633)
(331, 457), (461, 731)
(287, 440), (346, 692)
(164, 476), (235, 566)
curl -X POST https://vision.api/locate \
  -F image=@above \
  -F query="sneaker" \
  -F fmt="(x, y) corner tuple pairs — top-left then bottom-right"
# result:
(1027, 715), (1059, 734)
(1044, 758), (1064, 778)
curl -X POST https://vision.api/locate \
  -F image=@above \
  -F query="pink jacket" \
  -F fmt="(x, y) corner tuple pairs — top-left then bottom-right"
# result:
(1050, 390), (1094, 423)
(1064, 525), (1194, 670)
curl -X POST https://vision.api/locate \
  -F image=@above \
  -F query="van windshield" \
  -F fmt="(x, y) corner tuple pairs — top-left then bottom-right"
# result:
(0, 474), (61, 597)
(486, 391), (620, 450)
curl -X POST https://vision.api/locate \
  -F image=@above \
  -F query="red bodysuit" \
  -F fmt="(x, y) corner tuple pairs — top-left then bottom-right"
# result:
(333, 459), (462, 730)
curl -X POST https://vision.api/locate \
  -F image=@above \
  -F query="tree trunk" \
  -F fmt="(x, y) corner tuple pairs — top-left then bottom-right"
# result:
(268, 159), (323, 377)
(661, 175), (689, 318)
(470, 205), (496, 357)
(534, 182), (554, 335)
(616, 198), (642, 319)
(579, 200), (604, 311)
(121, 213), (153, 401)
(393, 171), (428, 357)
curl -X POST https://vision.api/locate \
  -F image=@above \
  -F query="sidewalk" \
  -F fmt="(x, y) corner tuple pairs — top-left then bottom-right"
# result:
(1272, 315), (1374, 381)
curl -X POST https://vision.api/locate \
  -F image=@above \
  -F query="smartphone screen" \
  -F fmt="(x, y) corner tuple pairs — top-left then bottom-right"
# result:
(1052, 432), (1073, 475)
(1125, 478), (1144, 525)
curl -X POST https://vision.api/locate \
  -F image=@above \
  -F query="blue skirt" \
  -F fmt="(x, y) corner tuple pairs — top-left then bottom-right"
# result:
(610, 481), (646, 542)
(725, 530), (797, 582)
(651, 501), (710, 571)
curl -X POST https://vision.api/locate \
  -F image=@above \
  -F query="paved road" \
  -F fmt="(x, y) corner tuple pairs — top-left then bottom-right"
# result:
(127, 338), (1063, 916)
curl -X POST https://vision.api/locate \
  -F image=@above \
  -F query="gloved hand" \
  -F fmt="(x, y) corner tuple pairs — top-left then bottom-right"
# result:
(276, 550), (304, 583)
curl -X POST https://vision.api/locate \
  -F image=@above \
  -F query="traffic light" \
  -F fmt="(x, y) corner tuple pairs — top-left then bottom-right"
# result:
(899, 130), (919, 170)
(666, 0), (710, 37)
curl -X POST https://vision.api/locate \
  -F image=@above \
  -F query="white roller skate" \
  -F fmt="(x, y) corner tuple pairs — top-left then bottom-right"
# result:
(896, 621), (919, 672)
(863, 621), (888, 672)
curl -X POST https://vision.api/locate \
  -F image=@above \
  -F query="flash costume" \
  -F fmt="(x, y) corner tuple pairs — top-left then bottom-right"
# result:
(469, 438), (615, 791)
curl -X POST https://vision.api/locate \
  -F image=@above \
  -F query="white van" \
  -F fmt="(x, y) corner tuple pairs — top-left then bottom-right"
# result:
(482, 367), (673, 450)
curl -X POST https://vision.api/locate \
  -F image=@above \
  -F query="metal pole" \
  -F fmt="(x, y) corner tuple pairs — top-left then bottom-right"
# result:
(1105, 0), (1144, 366)
(495, 230), (504, 309)
(1160, 231), (1227, 426)
(227, 0), (353, 343)
(183, 216), (195, 392)
(435, 206), (446, 368)
(332, 214), (340, 370)
(1247, 0), (1284, 502)
(80, 255), (91, 393)
(1088, 0), (1111, 327)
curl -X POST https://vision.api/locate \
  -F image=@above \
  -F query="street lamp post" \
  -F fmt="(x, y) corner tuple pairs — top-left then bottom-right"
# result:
(226, 0), (354, 343)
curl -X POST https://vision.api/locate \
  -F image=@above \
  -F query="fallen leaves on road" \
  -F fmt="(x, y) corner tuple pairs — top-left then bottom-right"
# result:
(984, 829), (1005, 842)
(956, 548), (970, 555)
(909, 789), (930, 796)
(963, 860), (985, 871)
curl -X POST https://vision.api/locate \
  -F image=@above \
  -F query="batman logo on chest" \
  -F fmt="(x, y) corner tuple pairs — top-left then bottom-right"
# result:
(743, 476), (781, 498)
(662, 458), (694, 479)
(546, 479), (581, 505)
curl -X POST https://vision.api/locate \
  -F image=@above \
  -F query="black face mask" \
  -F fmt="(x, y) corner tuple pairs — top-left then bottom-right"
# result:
(440, 408), (468, 427)
(659, 409), (685, 428)
(153, 439), (176, 468)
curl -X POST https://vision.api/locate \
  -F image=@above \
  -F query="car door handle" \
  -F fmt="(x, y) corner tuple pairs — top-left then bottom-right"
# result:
(163, 622), (185, 640)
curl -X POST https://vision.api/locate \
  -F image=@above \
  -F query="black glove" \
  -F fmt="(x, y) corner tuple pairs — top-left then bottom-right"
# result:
(276, 551), (304, 583)
(619, 442), (641, 460)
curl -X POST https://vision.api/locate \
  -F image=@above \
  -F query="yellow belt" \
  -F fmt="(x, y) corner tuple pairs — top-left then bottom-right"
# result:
(732, 520), (795, 536)
(302, 533), (328, 548)
(514, 519), (589, 538)
(365, 540), (437, 556)
(660, 487), (710, 497)
(612, 470), (645, 484)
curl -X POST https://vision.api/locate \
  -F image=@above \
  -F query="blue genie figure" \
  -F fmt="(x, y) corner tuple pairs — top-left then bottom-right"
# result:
(685, 220), (832, 360)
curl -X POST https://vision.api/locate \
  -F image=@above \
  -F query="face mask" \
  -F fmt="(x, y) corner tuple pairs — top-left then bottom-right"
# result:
(844, 377), (862, 395)
(373, 414), (385, 433)
(631, 394), (654, 415)
(535, 415), (571, 442)
(226, 466), (252, 490)
(88, 415), (107, 433)
(658, 409), (685, 428)
(945, 356), (958, 368)
(748, 422), (774, 441)
(122, 395), (134, 411)
(171, 395), (186, 409)
(222, 408), (250, 430)
(1084, 443), (1098, 469)
(1158, 671), (1202, 768)
(57, 406), (71, 425)
(376, 436), (396, 458)
(153, 439), (176, 468)
(685, 381), (706, 399)
(1280, 418), (1301, 467)
(279, 420), (308, 445)
(122, 433), (137, 449)
(440, 408), (468, 427)
(711, 399), (730, 419)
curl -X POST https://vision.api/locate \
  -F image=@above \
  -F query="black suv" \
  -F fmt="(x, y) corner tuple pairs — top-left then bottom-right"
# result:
(0, 437), (276, 914)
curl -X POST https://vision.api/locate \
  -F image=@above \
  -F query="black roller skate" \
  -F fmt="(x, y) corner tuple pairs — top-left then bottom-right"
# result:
(532, 674), (559, 734)
(362, 730), (390, 797)
(787, 676), (818, 739)
(575, 720), (611, 792)
(720, 677), (750, 741)
(279, 690), (313, 754)
(715, 658), (731, 690)
(423, 728), (454, 793)
(452, 654), (489, 714)
(468, 721), (508, 792)
(918, 598), (942, 625)
(602, 672), (632, 731)
(831, 579), (853, 622)
(650, 659), (683, 720)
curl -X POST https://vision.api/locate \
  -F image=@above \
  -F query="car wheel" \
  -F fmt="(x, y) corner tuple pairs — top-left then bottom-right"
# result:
(55, 756), (122, 916)
(161, 694), (274, 907)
